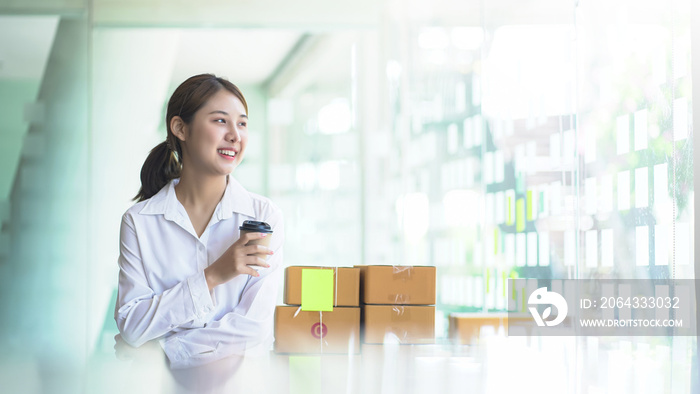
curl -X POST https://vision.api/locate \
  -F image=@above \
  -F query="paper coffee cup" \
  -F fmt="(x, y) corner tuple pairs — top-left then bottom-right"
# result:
(239, 221), (273, 270)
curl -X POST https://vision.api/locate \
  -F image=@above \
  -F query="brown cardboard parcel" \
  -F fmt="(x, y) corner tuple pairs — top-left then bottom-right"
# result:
(449, 313), (536, 344)
(284, 266), (360, 307)
(274, 306), (361, 354)
(362, 305), (435, 344)
(356, 265), (436, 305)
(448, 313), (507, 345)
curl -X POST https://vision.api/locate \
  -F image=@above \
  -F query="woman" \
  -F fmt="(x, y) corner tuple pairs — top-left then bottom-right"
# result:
(114, 74), (284, 382)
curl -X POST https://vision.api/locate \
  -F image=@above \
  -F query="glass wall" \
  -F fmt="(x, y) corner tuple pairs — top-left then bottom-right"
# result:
(267, 32), (363, 268)
(271, 0), (696, 392)
(365, 0), (695, 392)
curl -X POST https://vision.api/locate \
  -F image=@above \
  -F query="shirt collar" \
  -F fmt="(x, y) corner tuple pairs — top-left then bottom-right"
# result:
(139, 175), (256, 220)
(218, 175), (256, 220)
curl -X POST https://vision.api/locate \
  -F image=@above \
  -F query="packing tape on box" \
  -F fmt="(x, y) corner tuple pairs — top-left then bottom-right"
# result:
(391, 293), (410, 304)
(390, 306), (411, 321)
(292, 306), (329, 354)
(322, 266), (340, 354)
(297, 266), (344, 354)
(392, 265), (413, 278)
(391, 265), (413, 303)
(335, 267), (338, 306)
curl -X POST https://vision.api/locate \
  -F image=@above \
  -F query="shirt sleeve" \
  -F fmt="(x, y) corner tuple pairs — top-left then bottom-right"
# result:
(114, 213), (216, 348)
(160, 207), (285, 369)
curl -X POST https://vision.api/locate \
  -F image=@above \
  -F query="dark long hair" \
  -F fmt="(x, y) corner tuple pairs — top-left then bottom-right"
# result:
(133, 74), (248, 202)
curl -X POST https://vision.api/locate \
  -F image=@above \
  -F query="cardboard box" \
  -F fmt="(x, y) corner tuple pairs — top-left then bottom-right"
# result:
(448, 313), (507, 345)
(362, 305), (435, 344)
(284, 266), (360, 307)
(449, 313), (534, 344)
(356, 265), (436, 305)
(274, 306), (361, 354)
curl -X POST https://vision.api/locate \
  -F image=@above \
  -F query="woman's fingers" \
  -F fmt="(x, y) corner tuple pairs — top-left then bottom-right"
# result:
(242, 244), (273, 256)
(242, 258), (270, 278)
(247, 256), (270, 268)
(218, 233), (273, 279)
(244, 265), (261, 277)
(240, 255), (270, 268)
(234, 231), (268, 246)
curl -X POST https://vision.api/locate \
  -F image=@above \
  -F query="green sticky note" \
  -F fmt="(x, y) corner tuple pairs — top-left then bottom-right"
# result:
(526, 190), (533, 221)
(301, 269), (334, 311)
(516, 198), (525, 232)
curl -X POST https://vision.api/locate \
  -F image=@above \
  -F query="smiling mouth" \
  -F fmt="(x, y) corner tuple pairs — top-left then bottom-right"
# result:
(217, 149), (237, 159)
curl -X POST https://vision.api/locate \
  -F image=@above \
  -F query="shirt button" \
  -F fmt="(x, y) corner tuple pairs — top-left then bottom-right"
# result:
(198, 244), (205, 252)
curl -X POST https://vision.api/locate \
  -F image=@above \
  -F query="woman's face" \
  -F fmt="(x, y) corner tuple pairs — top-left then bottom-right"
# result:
(175, 89), (248, 177)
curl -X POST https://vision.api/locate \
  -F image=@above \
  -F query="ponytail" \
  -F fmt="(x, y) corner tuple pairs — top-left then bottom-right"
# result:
(133, 141), (181, 202)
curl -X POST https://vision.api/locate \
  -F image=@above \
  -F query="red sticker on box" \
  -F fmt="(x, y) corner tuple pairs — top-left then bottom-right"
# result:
(310, 322), (328, 339)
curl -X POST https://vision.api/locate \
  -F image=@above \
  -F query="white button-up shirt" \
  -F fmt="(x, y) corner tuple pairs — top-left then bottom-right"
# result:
(115, 175), (284, 369)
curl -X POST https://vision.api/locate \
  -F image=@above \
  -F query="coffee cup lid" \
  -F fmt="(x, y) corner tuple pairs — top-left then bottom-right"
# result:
(239, 220), (273, 233)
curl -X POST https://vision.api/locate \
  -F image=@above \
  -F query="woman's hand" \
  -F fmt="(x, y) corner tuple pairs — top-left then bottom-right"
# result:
(204, 232), (273, 291)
